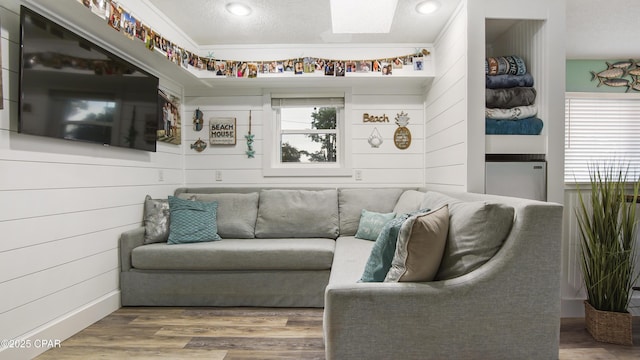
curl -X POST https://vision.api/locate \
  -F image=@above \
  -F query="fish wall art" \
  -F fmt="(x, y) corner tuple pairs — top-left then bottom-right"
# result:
(590, 59), (640, 92)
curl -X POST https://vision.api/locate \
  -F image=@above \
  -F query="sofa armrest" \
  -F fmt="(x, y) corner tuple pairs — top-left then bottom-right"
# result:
(119, 227), (145, 272)
(324, 200), (563, 360)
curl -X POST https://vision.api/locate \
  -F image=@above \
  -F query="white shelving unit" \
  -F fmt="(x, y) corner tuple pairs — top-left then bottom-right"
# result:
(484, 19), (547, 155)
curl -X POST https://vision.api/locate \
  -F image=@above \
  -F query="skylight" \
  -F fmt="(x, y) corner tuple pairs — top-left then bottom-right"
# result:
(330, 0), (399, 34)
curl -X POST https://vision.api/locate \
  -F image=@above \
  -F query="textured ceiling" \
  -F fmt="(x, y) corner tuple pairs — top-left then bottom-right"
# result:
(566, 0), (640, 59)
(146, 0), (462, 45)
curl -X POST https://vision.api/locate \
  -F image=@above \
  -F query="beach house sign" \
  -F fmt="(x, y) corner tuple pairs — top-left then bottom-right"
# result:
(209, 117), (237, 145)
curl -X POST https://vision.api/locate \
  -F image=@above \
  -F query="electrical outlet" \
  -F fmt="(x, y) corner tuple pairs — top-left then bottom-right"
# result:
(355, 170), (363, 181)
(158, 169), (164, 182)
(215, 170), (223, 181)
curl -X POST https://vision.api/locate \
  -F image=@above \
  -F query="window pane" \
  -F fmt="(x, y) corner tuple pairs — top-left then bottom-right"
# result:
(281, 107), (336, 130)
(281, 133), (337, 163)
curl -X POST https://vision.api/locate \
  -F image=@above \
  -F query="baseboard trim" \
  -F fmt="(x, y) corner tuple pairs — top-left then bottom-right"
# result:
(562, 299), (586, 318)
(0, 291), (120, 360)
(563, 296), (640, 318)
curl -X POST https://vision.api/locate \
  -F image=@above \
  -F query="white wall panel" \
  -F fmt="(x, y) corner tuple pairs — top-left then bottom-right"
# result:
(183, 85), (426, 188)
(185, 154), (263, 170)
(0, 270), (119, 343)
(0, 2), (184, 355)
(351, 139), (425, 154)
(425, 143), (466, 169)
(0, 249), (118, 314)
(424, 2), (468, 191)
(425, 164), (466, 187)
(425, 121), (466, 154)
(0, 206), (141, 252)
(0, 226), (126, 284)
(352, 123), (425, 145)
(353, 154), (423, 169)
(0, 185), (174, 222)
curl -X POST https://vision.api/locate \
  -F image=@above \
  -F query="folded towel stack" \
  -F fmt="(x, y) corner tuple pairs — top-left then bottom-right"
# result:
(484, 56), (543, 135)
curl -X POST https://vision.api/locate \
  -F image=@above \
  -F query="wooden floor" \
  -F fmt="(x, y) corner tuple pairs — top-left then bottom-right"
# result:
(34, 307), (640, 360)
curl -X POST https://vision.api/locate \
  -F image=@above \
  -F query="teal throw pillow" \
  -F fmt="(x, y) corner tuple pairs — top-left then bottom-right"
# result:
(167, 196), (221, 244)
(360, 209), (430, 282)
(355, 210), (396, 241)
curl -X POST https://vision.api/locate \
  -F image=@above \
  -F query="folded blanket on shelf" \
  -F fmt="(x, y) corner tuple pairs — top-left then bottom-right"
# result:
(485, 105), (538, 120)
(485, 117), (543, 135)
(485, 55), (527, 76)
(486, 87), (536, 108)
(485, 73), (534, 89)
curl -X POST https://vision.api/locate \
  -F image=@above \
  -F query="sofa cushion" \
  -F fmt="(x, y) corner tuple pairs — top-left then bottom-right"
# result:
(177, 192), (259, 238)
(360, 209), (430, 282)
(393, 190), (426, 214)
(255, 189), (339, 238)
(329, 236), (375, 285)
(354, 210), (396, 241)
(421, 191), (515, 280)
(131, 238), (335, 270)
(385, 205), (449, 282)
(143, 195), (170, 244)
(167, 196), (221, 244)
(339, 188), (405, 236)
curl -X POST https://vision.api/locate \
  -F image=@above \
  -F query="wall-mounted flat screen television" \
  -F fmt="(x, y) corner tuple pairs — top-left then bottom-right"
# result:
(19, 5), (159, 152)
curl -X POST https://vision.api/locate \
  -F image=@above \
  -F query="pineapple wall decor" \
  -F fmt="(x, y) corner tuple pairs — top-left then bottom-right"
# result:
(393, 111), (411, 150)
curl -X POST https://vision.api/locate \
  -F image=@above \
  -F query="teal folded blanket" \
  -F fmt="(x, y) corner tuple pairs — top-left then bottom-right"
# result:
(485, 117), (543, 135)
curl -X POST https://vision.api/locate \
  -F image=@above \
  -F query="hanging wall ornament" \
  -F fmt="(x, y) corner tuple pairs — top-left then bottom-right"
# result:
(245, 110), (255, 158)
(368, 127), (383, 148)
(393, 111), (411, 150)
(193, 108), (204, 131)
(190, 138), (207, 152)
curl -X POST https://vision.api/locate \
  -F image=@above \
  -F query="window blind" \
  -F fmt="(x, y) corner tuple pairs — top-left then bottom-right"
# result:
(271, 97), (344, 108)
(565, 96), (640, 183)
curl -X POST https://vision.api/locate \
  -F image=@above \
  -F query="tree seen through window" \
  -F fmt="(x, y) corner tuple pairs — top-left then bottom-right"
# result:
(280, 106), (337, 163)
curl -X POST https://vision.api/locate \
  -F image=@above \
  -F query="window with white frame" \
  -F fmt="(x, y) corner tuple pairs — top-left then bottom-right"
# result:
(565, 93), (640, 183)
(263, 95), (351, 177)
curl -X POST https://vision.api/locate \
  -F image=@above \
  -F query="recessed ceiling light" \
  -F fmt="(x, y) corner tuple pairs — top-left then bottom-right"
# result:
(330, 0), (398, 34)
(226, 2), (252, 16)
(416, 0), (441, 15)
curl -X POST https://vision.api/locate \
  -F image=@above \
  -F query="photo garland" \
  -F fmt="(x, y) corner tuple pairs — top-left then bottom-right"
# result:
(77, 0), (431, 78)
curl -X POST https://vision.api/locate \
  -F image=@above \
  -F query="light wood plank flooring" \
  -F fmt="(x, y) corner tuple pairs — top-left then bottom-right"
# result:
(34, 307), (640, 359)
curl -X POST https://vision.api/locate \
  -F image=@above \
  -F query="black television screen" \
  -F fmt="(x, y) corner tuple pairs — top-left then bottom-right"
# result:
(19, 6), (159, 152)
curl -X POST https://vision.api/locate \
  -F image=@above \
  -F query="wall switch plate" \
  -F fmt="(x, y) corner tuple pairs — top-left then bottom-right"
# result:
(355, 170), (362, 181)
(215, 170), (222, 181)
(158, 169), (164, 182)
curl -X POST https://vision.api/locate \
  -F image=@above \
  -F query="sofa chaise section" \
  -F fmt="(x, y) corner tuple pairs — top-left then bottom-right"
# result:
(323, 191), (563, 360)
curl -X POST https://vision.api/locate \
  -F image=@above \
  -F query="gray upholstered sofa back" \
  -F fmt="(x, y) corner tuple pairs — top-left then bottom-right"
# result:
(174, 187), (413, 238)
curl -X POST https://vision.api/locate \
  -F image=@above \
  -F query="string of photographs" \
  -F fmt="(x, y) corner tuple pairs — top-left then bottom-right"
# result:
(78, 0), (431, 78)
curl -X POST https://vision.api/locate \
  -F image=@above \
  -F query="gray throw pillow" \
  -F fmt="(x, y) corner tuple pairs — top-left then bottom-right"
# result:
(421, 191), (515, 280)
(143, 195), (170, 244)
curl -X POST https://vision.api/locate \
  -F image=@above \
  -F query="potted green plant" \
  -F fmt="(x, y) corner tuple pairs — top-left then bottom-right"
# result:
(576, 163), (640, 346)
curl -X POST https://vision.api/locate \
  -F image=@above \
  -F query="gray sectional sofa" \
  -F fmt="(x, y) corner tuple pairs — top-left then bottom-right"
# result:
(119, 187), (563, 360)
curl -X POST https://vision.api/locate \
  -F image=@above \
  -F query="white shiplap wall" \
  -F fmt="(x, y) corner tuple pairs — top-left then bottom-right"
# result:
(0, 2), (183, 359)
(184, 85), (425, 188)
(424, 2), (468, 192)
